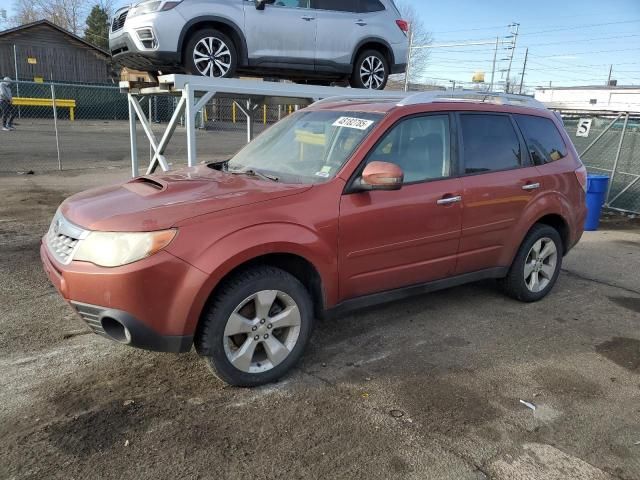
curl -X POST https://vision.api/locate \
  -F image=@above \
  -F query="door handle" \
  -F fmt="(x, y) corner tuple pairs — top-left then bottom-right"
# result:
(301, 16), (315, 21)
(437, 195), (462, 205)
(356, 20), (367, 26)
(522, 182), (541, 191)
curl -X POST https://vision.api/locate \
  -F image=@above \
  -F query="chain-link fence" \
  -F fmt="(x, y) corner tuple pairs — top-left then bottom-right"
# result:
(558, 111), (640, 214)
(0, 80), (301, 173)
(1, 80), (639, 214)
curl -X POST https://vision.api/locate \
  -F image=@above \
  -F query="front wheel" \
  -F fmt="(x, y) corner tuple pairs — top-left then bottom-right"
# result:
(184, 29), (237, 79)
(196, 266), (314, 387)
(350, 50), (389, 90)
(500, 224), (563, 302)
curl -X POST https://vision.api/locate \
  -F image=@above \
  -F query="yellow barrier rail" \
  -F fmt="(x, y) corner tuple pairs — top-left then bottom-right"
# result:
(12, 97), (76, 121)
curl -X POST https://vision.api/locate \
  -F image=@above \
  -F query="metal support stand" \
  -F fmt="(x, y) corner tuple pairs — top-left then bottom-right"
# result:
(234, 100), (261, 143)
(128, 95), (138, 177)
(122, 74), (406, 177)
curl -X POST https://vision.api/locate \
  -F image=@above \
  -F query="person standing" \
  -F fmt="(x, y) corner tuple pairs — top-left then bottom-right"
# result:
(1, 77), (15, 131)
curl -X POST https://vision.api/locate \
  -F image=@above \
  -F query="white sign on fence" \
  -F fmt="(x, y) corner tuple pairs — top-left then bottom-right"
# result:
(576, 118), (593, 137)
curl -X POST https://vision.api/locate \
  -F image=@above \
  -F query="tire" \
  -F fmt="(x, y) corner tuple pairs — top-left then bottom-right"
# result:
(184, 29), (237, 79)
(350, 49), (389, 90)
(500, 224), (564, 302)
(196, 266), (314, 387)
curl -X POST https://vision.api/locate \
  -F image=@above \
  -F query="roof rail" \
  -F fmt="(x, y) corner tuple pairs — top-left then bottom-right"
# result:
(398, 90), (547, 109)
(312, 93), (407, 106)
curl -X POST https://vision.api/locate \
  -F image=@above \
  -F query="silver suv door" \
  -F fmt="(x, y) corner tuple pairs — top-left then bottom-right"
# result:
(312, 0), (389, 71)
(243, 0), (317, 69)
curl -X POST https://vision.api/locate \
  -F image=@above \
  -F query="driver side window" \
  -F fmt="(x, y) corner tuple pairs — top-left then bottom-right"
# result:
(367, 115), (451, 184)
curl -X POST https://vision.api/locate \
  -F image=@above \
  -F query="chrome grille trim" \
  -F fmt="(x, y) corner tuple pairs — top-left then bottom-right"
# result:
(45, 212), (89, 265)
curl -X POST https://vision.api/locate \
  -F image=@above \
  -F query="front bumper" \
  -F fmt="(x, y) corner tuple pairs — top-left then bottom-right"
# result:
(41, 241), (209, 352)
(71, 301), (193, 352)
(109, 10), (183, 70)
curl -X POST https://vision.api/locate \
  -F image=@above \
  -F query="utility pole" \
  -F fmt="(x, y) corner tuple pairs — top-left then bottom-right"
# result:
(404, 25), (414, 92)
(450, 80), (456, 90)
(503, 23), (519, 93)
(518, 48), (528, 94)
(489, 36), (499, 91)
(607, 64), (613, 86)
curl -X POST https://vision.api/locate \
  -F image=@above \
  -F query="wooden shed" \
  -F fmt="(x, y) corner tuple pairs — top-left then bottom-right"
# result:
(0, 20), (113, 84)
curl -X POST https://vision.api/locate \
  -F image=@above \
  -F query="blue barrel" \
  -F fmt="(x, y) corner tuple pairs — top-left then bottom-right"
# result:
(584, 174), (610, 231)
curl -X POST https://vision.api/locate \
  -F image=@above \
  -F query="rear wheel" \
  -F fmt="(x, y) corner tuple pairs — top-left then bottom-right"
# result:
(500, 224), (563, 302)
(196, 266), (314, 387)
(350, 49), (389, 90)
(184, 29), (237, 79)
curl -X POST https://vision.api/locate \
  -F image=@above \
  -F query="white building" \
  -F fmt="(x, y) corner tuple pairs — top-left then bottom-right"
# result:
(534, 86), (640, 112)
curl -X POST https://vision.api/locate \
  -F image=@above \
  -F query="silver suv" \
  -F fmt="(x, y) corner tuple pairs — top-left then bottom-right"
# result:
(109, 0), (409, 89)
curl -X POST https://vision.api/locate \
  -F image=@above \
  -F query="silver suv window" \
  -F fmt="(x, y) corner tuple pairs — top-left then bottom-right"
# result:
(310, 0), (385, 13)
(262, 0), (310, 8)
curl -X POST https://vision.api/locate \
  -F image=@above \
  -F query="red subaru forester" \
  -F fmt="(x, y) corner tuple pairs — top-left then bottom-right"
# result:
(41, 92), (587, 386)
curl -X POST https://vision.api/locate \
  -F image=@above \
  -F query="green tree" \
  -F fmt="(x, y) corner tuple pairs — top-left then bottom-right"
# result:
(84, 4), (109, 50)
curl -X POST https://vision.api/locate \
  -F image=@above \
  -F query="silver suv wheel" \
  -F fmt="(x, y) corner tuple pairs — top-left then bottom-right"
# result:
(360, 55), (386, 89)
(193, 36), (232, 77)
(223, 290), (302, 374)
(524, 237), (558, 293)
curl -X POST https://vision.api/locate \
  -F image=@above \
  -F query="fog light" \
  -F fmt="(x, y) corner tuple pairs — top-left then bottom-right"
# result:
(136, 28), (157, 49)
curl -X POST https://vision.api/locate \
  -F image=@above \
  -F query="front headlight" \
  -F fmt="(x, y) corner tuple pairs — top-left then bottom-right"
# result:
(73, 230), (177, 267)
(128, 0), (182, 17)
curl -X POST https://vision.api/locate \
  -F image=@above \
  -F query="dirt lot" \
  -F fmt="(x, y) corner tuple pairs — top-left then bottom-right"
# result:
(1, 169), (639, 480)
(0, 120), (251, 173)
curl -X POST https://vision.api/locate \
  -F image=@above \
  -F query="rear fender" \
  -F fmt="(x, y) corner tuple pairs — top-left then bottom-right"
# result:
(499, 191), (572, 266)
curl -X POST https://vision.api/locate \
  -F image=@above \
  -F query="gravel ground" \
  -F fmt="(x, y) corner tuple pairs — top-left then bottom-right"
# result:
(1, 169), (639, 480)
(0, 120), (251, 173)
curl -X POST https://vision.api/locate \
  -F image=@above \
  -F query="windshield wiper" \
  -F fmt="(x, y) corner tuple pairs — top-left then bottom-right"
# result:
(229, 168), (279, 182)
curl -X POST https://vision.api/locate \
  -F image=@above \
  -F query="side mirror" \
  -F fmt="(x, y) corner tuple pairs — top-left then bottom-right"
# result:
(256, 0), (266, 10)
(356, 161), (403, 191)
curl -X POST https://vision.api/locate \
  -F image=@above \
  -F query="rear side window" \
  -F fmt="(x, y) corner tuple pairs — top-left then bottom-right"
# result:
(311, 0), (359, 11)
(360, 0), (385, 12)
(515, 114), (568, 165)
(460, 114), (522, 174)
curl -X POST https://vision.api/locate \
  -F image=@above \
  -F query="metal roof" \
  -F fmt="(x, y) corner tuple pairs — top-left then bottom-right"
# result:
(0, 20), (110, 57)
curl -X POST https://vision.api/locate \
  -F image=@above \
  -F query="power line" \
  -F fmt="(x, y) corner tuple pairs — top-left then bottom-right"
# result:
(519, 19), (640, 36)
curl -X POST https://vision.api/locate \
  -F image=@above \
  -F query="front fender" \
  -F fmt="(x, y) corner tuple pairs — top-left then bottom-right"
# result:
(181, 222), (338, 334)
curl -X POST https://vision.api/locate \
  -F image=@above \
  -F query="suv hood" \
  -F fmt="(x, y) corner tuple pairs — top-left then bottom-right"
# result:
(61, 165), (312, 231)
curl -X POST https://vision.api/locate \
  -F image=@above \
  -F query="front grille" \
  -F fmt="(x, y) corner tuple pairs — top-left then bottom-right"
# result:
(47, 231), (79, 264)
(111, 46), (129, 56)
(45, 212), (89, 265)
(72, 303), (107, 336)
(111, 10), (128, 32)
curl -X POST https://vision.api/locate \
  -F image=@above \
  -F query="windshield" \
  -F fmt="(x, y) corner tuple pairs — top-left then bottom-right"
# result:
(227, 110), (383, 184)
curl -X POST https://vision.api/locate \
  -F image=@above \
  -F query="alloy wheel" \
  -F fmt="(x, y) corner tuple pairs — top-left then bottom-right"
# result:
(223, 290), (302, 374)
(360, 56), (385, 89)
(193, 37), (232, 78)
(524, 237), (558, 293)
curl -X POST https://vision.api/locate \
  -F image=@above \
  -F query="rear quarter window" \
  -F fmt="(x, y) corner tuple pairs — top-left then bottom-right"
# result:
(515, 114), (568, 165)
(359, 0), (385, 12)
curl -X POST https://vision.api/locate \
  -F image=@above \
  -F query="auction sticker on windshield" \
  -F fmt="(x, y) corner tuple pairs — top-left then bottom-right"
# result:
(332, 117), (375, 130)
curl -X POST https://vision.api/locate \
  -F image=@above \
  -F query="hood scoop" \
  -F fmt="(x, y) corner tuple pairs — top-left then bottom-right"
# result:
(123, 176), (167, 196)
